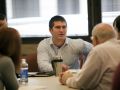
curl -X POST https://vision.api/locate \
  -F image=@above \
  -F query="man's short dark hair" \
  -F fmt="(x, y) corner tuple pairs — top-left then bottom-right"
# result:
(49, 15), (67, 30)
(0, 13), (6, 20)
(113, 15), (120, 32)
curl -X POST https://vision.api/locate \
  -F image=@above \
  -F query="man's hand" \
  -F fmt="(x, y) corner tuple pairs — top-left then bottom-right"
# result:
(59, 71), (73, 85)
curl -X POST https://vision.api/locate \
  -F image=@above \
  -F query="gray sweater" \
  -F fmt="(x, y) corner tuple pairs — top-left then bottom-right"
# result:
(0, 55), (19, 90)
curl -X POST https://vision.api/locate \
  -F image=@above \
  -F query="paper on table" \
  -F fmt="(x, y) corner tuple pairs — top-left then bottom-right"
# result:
(19, 85), (47, 90)
(68, 69), (80, 74)
(28, 72), (54, 77)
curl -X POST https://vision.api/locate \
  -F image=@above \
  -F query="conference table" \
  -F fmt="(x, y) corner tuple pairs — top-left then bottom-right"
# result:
(18, 75), (78, 90)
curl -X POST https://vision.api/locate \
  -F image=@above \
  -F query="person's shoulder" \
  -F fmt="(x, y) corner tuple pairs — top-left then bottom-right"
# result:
(38, 37), (50, 44)
(67, 38), (84, 43)
(68, 38), (92, 46)
(92, 41), (109, 52)
(0, 56), (11, 61)
(37, 38), (51, 49)
(68, 38), (91, 43)
(0, 56), (13, 66)
(67, 38), (86, 49)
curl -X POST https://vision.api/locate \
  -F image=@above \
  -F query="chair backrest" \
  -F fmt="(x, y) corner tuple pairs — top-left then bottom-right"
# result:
(22, 53), (39, 72)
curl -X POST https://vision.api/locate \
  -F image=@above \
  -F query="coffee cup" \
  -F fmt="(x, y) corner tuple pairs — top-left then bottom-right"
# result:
(51, 57), (63, 76)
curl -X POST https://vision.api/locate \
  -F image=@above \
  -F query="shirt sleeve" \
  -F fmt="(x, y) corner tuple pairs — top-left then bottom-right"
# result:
(66, 49), (103, 89)
(2, 58), (19, 90)
(37, 41), (53, 72)
(81, 41), (93, 60)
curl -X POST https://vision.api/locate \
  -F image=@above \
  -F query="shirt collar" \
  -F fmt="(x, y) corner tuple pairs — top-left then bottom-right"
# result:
(50, 37), (69, 46)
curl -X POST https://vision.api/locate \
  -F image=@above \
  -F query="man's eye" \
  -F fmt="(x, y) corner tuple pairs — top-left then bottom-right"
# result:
(62, 26), (66, 29)
(55, 26), (61, 29)
(54, 26), (66, 29)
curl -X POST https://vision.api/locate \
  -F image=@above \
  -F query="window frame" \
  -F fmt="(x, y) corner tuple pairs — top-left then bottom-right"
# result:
(0, 0), (102, 43)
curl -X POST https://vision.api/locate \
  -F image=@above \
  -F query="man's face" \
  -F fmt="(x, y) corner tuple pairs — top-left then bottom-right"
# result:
(49, 21), (67, 40)
(0, 19), (7, 29)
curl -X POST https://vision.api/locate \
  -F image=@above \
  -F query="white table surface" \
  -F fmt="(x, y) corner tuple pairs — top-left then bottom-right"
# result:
(18, 76), (78, 90)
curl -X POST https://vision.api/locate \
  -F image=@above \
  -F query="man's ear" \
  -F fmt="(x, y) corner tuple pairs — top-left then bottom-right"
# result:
(94, 36), (100, 45)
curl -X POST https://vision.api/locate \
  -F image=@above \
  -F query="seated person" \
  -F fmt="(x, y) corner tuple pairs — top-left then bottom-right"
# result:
(112, 63), (120, 90)
(59, 23), (120, 90)
(0, 27), (21, 90)
(113, 15), (120, 39)
(37, 15), (93, 72)
(0, 13), (7, 29)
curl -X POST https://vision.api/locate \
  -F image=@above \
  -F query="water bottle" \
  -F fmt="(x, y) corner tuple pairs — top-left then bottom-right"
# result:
(20, 59), (28, 85)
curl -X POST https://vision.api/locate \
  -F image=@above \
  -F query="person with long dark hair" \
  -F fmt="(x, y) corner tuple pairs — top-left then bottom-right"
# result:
(0, 27), (21, 90)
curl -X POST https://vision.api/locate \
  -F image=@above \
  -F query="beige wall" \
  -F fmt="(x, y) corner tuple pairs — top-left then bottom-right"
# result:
(21, 44), (38, 56)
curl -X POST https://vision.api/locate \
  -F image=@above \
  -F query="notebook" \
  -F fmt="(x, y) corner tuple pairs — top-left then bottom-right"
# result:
(28, 71), (54, 77)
